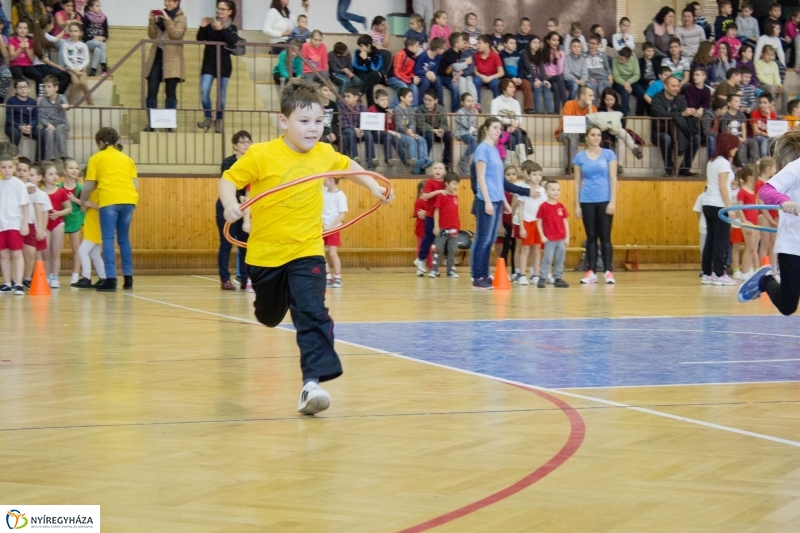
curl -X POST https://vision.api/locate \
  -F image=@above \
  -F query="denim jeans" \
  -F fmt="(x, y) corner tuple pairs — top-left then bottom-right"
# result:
(470, 198), (503, 280)
(342, 127), (375, 164)
(332, 72), (362, 92)
(337, 0), (366, 34)
(423, 130), (452, 167)
(613, 82), (645, 116)
(86, 39), (106, 71)
(656, 131), (700, 174)
(438, 75), (459, 111)
(371, 131), (403, 162)
(398, 133), (431, 172)
(418, 76), (443, 104)
(566, 80), (579, 101)
(473, 76), (500, 99)
(754, 135), (770, 158)
(387, 77), (418, 106)
(100, 203), (136, 279)
(418, 216), (435, 261)
(200, 74), (230, 120)
(533, 84), (554, 114)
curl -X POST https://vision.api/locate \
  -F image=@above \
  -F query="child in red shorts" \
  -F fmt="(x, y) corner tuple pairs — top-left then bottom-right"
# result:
(514, 161), (546, 285)
(0, 153), (31, 294)
(322, 176), (348, 288)
(21, 163), (51, 288)
(430, 172), (460, 278)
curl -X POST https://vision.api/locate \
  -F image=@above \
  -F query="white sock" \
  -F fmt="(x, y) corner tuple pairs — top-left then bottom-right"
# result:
(514, 268), (520, 274)
(71, 273), (79, 283)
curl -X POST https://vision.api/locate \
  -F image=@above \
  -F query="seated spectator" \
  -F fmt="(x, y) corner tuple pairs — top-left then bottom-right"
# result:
(722, 93), (758, 162)
(784, 99), (800, 129)
(612, 47), (643, 116)
(662, 37), (691, 86)
(684, 67), (711, 111)
(756, 21), (786, 68)
(643, 65), (673, 107)
(750, 93), (776, 158)
(490, 18), (505, 52)
(473, 33), (503, 99)
(454, 92), (478, 174)
(9, 20), (42, 90)
(53, 0), (82, 38)
(61, 21), (91, 104)
(612, 17), (635, 54)
(715, 0), (734, 40)
(636, 42), (662, 113)
(712, 42), (737, 85)
(263, 0), (294, 53)
(438, 32), (469, 112)
(368, 15), (392, 76)
(760, 3), (784, 40)
(0, 19), (12, 102)
(564, 21), (587, 54)
(38, 74), (68, 160)
(675, 6), (705, 58)
(516, 17), (532, 50)
(702, 99), (728, 156)
(644, 7), (676, 56)
(352, 34), (384, 107)
(392, 87), (433, 174)
(712, 66), (741, 104)
(388, 37), (420, 106)
(692, 41), (716, 85)
(272, 38), (302, 90)
(500, 33), (534, 113)
(564, 38), (588, 101)
(416, 88), (452, 169)
(300, 30), (330, 83)
(5, 79), (37, 148)
(429, 10), (451, 47)
(463, 12), (480, 53)
(405, 13), (428, 50)
(338, 84), (377, 168)
(736, 1), (760, 48)
(414, 37), (443, 106)
(490, 78), (525, 162)
(540, 30), (567, 112)
(83, 0), (108, 76)
(521, 35), (554, 114)
(713, 23), (742, 60)
(689, 1), (712, 39)
(590, 24), (608, 51)
(739, 70), (756, 113)
(288, 14), (310, 43)
(556, 86), (597, 167)
(368, 88), (403, 165)
(756, 44), (783, 103)
(585, 34), (612, 101)
(319, 85), (338, 146)
(650, 76), (701, 176)
(591, 87), (643, 160)
(785, 9), (800, 68)
(328, 41), (360, 92)
(737, 43), (757, 85)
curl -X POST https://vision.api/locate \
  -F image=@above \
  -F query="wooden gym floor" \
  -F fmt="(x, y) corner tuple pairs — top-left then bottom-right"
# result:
(2, 271), (800, 532)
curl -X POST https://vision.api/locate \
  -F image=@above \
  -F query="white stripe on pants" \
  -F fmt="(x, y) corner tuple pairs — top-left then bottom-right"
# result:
(79, 239), (105, 279)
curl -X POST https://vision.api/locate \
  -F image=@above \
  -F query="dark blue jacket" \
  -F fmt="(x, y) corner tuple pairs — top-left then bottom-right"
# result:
(5, 96), (38, 129)
(353, 48), (383, 74)
(414, 51), (441, 77)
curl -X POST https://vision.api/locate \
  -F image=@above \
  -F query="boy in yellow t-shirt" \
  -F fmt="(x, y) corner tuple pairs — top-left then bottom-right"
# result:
(219, 78), (392, 415)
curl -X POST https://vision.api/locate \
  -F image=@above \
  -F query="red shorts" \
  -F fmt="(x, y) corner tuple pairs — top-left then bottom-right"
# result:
(520, 220), (543, 247)
(323, 232), (341, 247)
(22, 224), (47, 251)
(0, 229), (23, 251)
(730, 227), (744, 243)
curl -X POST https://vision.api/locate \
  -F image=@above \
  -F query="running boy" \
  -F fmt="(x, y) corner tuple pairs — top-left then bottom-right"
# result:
(0, 152), (30, 294)
(219, 79), (391, 415)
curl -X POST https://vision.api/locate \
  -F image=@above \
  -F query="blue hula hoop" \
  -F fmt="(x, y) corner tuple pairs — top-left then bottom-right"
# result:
(718, 205), (782, 233)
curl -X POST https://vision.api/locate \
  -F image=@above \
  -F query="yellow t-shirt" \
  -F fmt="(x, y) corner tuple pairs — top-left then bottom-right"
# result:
(83, 190), (101, 244)
(222, 136), (350, 268)
(85, 147), (139, 208)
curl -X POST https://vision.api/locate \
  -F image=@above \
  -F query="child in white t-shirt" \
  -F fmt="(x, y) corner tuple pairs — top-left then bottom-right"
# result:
(0, 153), (30, 294)
(739, 131), (800, 313)
(514, 161), (546, 285)
(21, 162), (51, 288)
(322, 177), (348, 288)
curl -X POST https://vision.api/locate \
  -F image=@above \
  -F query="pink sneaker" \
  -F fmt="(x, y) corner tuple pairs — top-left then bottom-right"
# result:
(604, 271), (615, 284)
(580, 271), (598, 284)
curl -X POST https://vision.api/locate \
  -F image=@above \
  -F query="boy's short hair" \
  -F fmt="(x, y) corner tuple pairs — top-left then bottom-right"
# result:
(668, 37), (682, 46)
(503, 33), (516, 43)
(13, 79), (28, 88)
(333, 41), (348, 55)
(42, 75), (59, 87)
(788, 99), (800, 115)
(769, 1), (780, 9)
(448, 32), (461, 47)
(0, 142), (19, 157)
(726, 93), (740, 104)
(429, 37), (445, 51)
(356, 34), (373, 48)
(297, 14), (306, 21)
(570, 21), (581, 31)
(545, 180), (559, 190)
(590, 24), (602, 33)
(520, 17), (530, 24)
(719, 0), (732, 8)
(477, 34), (492, 45)
(410, 13), (423, 24)
(520, 160), (542, 174)
(726, 67), (740, 79)
(444, 172), (460, 184)
(0, 153), (14, 163)
(343, 85), (360, 97)
(742, 1), (753, 10)
(618, 46), (632, 58)
(759, 93), (774, 102)
(459, 92), (473, 103)
(658, 65), (673, 76)
(726, 22), (738, 31)
(280, 77), (324, 117)
(642, 41), (655, 51)
(374, 88), (388, 99)
(404, 36), (419, 48)
(231, 130), (252, 145)
(424, 88), (438, 100)
(712, 98), (728, 111)
(17, 156), (31, 167)
(397, 87), (412, 99)
(589, 34), (601, 44)
(547, 17), (559, 26)
(493, 18), (504, 25)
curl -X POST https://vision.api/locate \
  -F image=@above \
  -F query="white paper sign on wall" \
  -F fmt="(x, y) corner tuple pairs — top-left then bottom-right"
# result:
(767, 120), (789, 138)
(562, 115), (587, 134)
(359, 112), (386, 131)
(149, 109), (177, 129)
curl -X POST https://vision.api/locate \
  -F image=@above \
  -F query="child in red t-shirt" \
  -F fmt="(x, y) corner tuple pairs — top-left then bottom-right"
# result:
(413, 180), (428, 274)
(414, 162), (446, 275)
(536, 180), (570, 288)
(430, 172), (461, 278)
(737, 166), (760, 279)
(42, 161), (70, 288)
(750, 93), (777, 159)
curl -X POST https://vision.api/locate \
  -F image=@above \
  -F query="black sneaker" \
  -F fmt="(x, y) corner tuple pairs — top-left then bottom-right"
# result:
(554, 278), (570, 288)
(96, 278), (117, 291)
(22, 279), (31, 289)
(13, 284), (24, 295)
(92, 278), (105, 288)
(537, 278), (546, 288)
(123, 275), (133, 290)
(0, 284), (12, 293)
(72, 277), (93, 288)
(471, 277), (493, 290)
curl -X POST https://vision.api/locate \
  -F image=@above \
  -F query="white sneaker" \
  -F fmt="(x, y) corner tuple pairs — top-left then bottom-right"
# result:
(413, 258), (428, 273)
(604, 271), (615, 284)
(701, 274), (715, 285)
(546, 275), (555, 284)
(732, 270), (743, 280)
(580, 271), (598, 284)
(447, 271), (459, 278)
(518, 276), (529, 285)
(297, 382), (331, 415)
(511, 273), (521, 283)
(428, 271), (440, 278)
(49, 279), (60, 289)
(713, 274), (738, 286)
(530, 275), (540, 285)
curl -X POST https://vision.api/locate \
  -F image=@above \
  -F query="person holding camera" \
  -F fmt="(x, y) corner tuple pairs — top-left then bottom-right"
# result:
(144, 0), (185, 131)
(196, 0), (239, 134)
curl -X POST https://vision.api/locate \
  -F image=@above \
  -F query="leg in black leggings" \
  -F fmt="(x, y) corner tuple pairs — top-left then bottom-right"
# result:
(500, 222), (516, 271)
(581, 202), (607, 272)
(702, 205), (730, 277)
(594, 202), (614, 272)
(762, 253), (800, 315)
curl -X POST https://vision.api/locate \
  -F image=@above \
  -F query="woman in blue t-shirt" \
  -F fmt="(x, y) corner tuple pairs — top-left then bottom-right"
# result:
(471, 116), (511, 289)
(573, 124), (618, 285)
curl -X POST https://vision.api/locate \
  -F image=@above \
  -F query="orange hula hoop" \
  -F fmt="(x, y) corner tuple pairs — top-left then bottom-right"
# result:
(223, 170), (392, 248)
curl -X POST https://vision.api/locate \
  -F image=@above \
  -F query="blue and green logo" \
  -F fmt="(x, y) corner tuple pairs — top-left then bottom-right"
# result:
(6, 510), (27, 529)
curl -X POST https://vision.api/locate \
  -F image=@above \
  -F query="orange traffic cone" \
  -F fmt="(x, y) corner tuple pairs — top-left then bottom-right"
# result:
(29, 260), (51, 296)
(492, 258), (512, 290)
(761, 256), (771, 267)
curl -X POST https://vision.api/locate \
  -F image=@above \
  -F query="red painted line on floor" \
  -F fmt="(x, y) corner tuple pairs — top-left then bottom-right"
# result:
(397, 384), (586, 532)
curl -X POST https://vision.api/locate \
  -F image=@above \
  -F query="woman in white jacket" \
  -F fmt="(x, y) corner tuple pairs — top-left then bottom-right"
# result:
(263, 0), (295, 54)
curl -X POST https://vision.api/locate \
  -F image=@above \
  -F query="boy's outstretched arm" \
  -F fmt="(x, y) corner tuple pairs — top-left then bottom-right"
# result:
(219, 179), (244, 222)
(345, 160), (394, 203)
